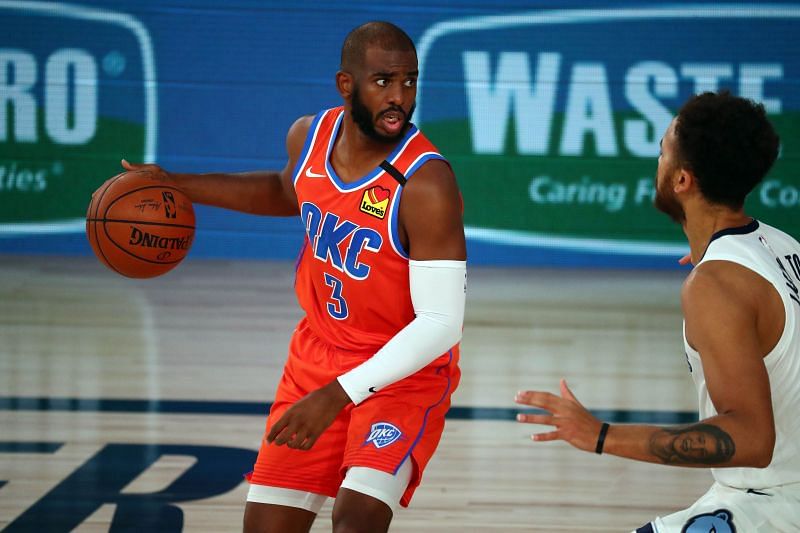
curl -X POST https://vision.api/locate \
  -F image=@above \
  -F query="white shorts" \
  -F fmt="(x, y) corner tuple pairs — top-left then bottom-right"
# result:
(246, 459), (413, 515)
(634, 481), (800, 533)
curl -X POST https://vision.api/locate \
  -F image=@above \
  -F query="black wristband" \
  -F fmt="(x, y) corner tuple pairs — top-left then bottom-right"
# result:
(595, 422), (610, 454)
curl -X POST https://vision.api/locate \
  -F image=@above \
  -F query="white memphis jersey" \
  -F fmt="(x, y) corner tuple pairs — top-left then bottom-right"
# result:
(683, 219), (800, 489)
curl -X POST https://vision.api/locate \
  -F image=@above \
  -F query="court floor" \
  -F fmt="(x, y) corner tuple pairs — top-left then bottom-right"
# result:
(0, 254), (711, 532)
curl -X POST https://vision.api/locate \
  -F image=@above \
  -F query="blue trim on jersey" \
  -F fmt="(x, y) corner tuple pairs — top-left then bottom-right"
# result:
(388, 153), (443, 259)
(404, 153), (445, 178)
(291, 110), (327, 187)
(699, 218), (760, 263)
(708, 218), (759, 245)
(324, 111), (420, 191)
(389, 186), (409, 259)
(292, 240), (308, 290)
(393, 349), (453, 475)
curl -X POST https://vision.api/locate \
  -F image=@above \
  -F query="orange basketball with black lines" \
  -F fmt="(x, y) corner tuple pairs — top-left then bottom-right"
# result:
(86, 170), (195, 278)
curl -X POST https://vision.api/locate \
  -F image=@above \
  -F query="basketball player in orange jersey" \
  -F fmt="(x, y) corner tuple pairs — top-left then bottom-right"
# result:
(115, 21), (466, 533)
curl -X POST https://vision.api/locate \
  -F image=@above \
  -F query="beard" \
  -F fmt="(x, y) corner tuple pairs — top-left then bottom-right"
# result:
(351, 85), (415, 144)
(653, 172), (686, 224)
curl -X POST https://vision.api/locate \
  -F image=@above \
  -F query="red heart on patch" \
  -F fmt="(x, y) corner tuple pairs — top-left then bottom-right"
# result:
(369, 186), (390, 202)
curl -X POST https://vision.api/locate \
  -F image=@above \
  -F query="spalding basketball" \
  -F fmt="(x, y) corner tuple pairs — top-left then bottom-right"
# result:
(86, 170), (195, 278)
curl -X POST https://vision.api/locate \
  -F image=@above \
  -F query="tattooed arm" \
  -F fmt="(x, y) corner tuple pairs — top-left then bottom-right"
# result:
(516, 260), (779, 469)
(647, 423), (735, 465)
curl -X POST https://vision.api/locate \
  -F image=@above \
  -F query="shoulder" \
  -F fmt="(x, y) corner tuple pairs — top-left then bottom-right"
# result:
(682, 260), (767, 315)
(402, 159), (460, 202)
(286, 114), (316, 160)
(396, 156), (466, 260)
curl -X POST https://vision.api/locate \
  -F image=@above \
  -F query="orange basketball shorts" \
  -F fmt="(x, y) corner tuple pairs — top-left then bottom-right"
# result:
(248, 318), (460, 507)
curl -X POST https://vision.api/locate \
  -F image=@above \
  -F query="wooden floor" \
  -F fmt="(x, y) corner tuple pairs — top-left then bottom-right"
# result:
(0, 254), (712, 532)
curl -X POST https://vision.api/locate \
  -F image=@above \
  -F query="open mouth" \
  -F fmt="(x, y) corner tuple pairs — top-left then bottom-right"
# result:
(379, 110), (405, 135)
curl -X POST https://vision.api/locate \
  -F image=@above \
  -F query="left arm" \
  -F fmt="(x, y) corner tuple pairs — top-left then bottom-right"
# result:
(335, 159), (467, 402)
(268, 159), (467, 449)
(515, 262), (776, 468)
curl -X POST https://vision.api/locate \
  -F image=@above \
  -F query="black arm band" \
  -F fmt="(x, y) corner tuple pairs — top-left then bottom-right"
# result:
(595, 422), (610, 454)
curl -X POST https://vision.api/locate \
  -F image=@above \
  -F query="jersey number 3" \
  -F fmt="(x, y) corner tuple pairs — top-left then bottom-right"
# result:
(324, 273), (349, 320)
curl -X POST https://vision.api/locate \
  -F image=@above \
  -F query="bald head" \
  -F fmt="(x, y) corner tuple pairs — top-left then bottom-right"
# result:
(340, 21), (416, 73)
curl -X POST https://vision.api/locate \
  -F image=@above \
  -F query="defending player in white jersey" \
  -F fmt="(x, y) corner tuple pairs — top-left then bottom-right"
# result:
(515, 91), (800, 532)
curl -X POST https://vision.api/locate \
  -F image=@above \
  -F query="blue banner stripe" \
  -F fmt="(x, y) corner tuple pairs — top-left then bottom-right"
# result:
(0, 441), (63, 453)
(0, 397), (697, 423)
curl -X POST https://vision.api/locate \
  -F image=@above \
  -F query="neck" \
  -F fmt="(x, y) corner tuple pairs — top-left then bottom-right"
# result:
(334, 113), (403, 176)
(682, 203), (753, 264)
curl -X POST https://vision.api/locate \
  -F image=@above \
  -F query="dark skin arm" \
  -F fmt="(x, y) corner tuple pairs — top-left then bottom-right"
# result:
(266, 158), (466, 450)
(516, 261), (778, 468)
(102, 115), (313, 216)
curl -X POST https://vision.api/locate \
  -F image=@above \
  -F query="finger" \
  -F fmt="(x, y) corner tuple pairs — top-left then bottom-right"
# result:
(267, 428), (290, 447)
(678, 253), (691, 265)
(559, 379), (583, 407)
(515, 390), (558, 409)
(286, 429), (308, 449)
(559, 379), (574, 401)
(274, 427), (295, 446)
(121, 159), (136, 170)
(267, 415), (290, 443)
(275, 424), (299, 448)
(293, 428), (320, 450)
(532, 430), (560, 442)
(300, 433), (319, 451)
(516, 413), (556, 426)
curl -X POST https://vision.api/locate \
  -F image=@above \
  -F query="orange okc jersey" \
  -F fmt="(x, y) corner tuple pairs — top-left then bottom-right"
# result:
(292, 107), (445, 352)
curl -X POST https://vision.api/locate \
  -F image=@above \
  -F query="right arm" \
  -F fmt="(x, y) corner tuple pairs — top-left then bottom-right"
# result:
(113, 115), (313, 216)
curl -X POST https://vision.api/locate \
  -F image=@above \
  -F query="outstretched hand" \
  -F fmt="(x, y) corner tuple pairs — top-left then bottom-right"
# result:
(267, 379), (352, 451)
(515, 379), (603, 453)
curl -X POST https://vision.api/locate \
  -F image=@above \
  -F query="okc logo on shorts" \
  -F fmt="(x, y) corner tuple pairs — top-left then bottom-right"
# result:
(364, 422), (403, 449)
(682, 509), (736, 533)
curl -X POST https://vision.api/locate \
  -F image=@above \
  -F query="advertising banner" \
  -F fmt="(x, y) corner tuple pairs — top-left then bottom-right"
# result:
(1, 2), (797, 266)
(0, 2), (155, 234)
(416, 6), (799, 258)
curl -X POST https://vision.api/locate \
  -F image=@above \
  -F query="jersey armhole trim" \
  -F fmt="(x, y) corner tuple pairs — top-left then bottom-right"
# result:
(389, 185), (409, 259)
(292, 109), (330, 187)
(386, 152), (446, 259)
(404, 152), (446, 180)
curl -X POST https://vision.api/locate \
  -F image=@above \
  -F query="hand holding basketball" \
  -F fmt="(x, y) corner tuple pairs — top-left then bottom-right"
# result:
(120, 159), (170, 181)
(86, 165), (195, 278)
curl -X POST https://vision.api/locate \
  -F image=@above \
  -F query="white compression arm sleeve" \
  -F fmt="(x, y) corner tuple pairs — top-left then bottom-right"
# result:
(336, 259), (467, 405)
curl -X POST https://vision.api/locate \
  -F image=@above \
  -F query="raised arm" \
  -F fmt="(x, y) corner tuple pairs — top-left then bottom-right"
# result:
(516, 260), (779, 469)
(112, 115), (313, 216)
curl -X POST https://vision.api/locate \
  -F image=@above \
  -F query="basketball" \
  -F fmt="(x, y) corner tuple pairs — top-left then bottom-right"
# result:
(86, 170), (196, 278)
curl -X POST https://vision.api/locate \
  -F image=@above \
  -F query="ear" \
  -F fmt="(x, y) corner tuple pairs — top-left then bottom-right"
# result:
(674, 168), (694, 194)
(336, 71), (353, 99)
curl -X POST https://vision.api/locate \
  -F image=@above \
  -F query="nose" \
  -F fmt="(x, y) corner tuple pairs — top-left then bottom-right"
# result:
(386, 83), (404, 108)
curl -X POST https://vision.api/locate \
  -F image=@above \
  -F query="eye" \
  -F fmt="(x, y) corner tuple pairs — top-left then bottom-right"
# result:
(404, 78), (417, 88)
(376, 79), (388, 88)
